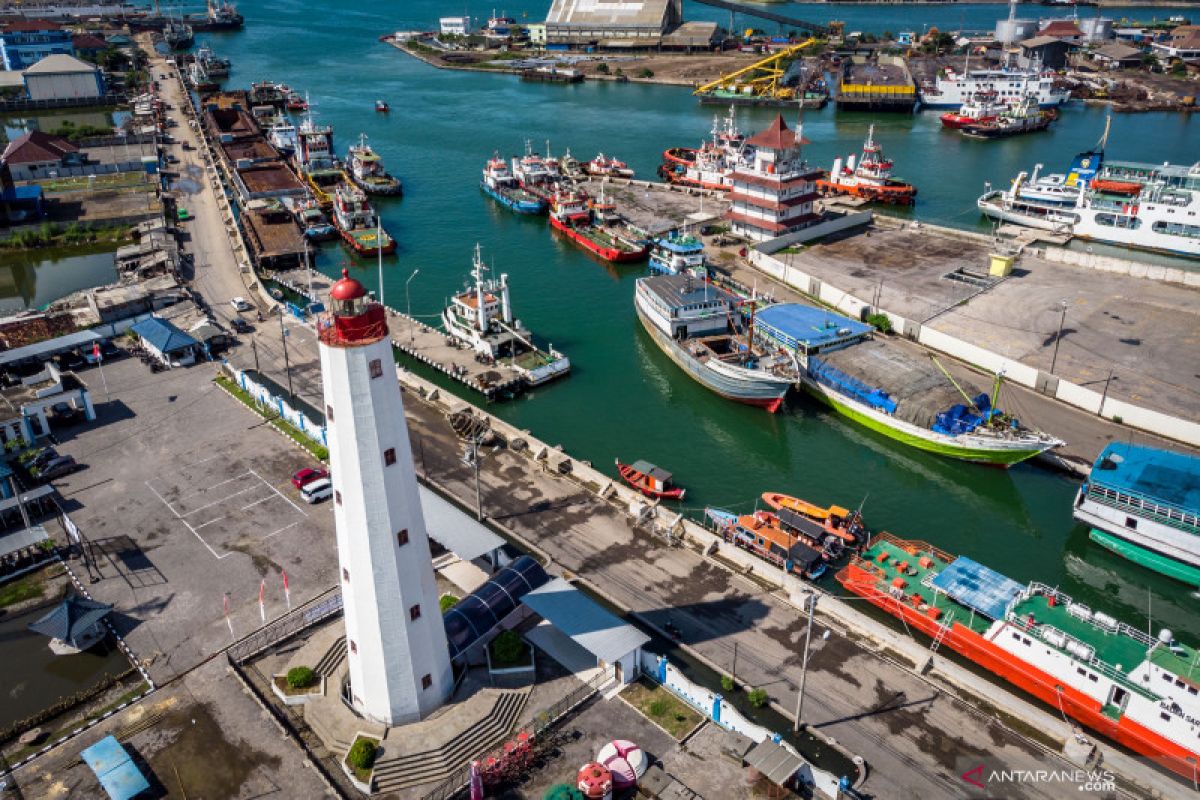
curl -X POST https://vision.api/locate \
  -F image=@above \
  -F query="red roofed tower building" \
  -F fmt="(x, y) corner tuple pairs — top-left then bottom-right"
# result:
(724, 114), (823, 243)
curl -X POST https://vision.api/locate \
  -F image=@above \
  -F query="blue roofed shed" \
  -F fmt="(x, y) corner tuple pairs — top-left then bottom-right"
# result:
(930, 556), (1025, 621)
(754, 304), (873, 356)
(80, 735), (150, 800)
(130, 317), (200, 367)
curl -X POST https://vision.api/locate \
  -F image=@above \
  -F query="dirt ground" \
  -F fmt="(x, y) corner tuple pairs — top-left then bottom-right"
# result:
(578, 52), (767, 87)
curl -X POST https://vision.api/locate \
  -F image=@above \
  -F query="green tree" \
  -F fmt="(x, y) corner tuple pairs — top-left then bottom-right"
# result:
(491, 630), (527, 666)
(286, 666), (315, 689)
(595, 62), (610, 74)
(748, 688), (769, 708)
(347, 738), (377, 770)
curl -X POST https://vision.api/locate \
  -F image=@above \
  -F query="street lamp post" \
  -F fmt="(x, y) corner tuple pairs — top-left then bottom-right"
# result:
(405, 268), (421, 347)
(278, 311), (295, 402)
(1050, 299), (1068, 374)
(794, 592), (818, 731)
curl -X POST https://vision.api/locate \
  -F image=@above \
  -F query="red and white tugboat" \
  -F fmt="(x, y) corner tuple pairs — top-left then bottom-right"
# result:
(659, 106), (750, 192)
(549, 186), (648, 263)
(583, 153), (634, 179)
(939, 89), (1002, 130)
(815, 125), (917, 205)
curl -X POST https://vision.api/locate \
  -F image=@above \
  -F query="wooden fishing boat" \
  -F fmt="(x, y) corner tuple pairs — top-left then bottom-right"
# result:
(761, 492), (867, 545)
(616, 459), (685, 500)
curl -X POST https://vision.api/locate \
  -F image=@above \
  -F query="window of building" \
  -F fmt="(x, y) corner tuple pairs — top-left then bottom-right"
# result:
(384, 448), (396, 466)
(342, 567), (349, 582)
(422, 674), (432, 690)
(326, 404), (334, 422)
(350, 640), (357, 654)
(335, 491), (342, 505)
(397, 529), (409, 546)
(369, 359), (383, 378)
(410, 604), (421, 621)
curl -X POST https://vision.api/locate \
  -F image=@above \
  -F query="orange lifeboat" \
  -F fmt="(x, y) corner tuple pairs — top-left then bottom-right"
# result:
(1090, 178), (1142, 195)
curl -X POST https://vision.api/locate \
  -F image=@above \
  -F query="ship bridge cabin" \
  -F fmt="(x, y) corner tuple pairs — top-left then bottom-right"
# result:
(636, 274), (735, 339)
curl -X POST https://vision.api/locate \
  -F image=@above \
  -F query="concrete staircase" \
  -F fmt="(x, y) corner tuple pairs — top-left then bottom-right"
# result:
(372, 688), (531, 793)
(313, 635), (347, 677)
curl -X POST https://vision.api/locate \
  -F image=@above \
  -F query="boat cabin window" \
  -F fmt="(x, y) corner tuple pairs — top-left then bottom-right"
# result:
(1126, 517), (1138, 530)
(369, 359), (383, 379)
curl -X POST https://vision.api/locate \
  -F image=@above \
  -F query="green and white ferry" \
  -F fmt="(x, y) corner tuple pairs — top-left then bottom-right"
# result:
(1075, 443), (1200, 587)
(753, 303), (1061, 466)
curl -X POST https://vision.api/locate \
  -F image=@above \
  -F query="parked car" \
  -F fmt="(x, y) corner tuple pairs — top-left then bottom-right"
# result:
(230, 297), (252, 312)
(53, 351), (85, 371)
(299, 478), (332, 504)
(292, 467), (330, 490)
(230, 318), (252, 334)
(36, 456), (81, 480)
(51, 402), (82, 423)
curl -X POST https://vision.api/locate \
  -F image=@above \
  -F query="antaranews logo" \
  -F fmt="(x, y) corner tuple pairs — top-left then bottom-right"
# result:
(958, 759), (1116, 794)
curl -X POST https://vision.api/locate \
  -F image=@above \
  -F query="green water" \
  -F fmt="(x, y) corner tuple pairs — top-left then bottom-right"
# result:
(0, 244), (117, 313)
(201, 1), (1199, 640)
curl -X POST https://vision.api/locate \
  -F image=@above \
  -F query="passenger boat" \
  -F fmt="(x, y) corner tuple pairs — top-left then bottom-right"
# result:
(978, 119), (1200, 257)
(634, 274), (795, 412)
(961, 94), (1057, 139)
(919, 59), (1070, 108)
(1074, 443), (1200, 587)
(752, 303), (1061, 464)
(648, 233), (707, 277)
(939, 89), (1002, 129)
(347, 134), (402, 196)
(814, 125), (917, 205)
(375, 100), (390, 113)
(583, 153), (634, 179)
(705, 508), (828, 579)
(441, 244), (570, 386)
(615, 459), (685, 500)
(761, 492), (868, 546)
(659, 106), (751, 192)
(480, 156), (546, 214)
(549, 188), (648, 263)
(268, 119), (299, 157)
(837, 534), (1200, 782)
(331, 183), (395, 257)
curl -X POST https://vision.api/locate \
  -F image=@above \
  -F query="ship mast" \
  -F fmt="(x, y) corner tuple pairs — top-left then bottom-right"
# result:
(472, 243), (489, 333)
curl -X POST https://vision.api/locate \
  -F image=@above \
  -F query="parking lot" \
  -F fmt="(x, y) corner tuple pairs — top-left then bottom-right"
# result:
(45, 353), (337, 682)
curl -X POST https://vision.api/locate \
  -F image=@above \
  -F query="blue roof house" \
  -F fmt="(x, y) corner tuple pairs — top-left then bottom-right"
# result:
(131, 317), (200, 367)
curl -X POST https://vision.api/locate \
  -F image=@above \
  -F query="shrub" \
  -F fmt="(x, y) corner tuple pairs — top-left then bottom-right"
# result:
(595, 62), (609, 74)
(721, 675), (735, 693)
(491, 630), (526, 666)
(748, 688), (768, 708)
(638, 68), (654, 79)
(648, 698), (670, 717)
(347, 738), (377, 771)
(866, 313), (893, 335)
(286, 666), (315, 689)
(439, 593), (460, 613)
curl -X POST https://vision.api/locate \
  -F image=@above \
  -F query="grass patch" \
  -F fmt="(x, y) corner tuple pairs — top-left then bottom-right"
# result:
(1, 221), (133, 250)
(489, 630), (532, 669)
(344, 736), (379, 784)
(0, 568), (49, 608)
(439, 593), (460, 613)
(39, 172), (154, 194)
(273, 674), (321, 697)
(215, 375), (328, 461)
(620, 678), (703, 739)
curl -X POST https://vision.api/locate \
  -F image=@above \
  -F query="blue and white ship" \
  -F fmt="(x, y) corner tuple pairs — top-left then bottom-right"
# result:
(1075, 442), (1200, 587)
(648, 233), (708, 277)
(480, 155), (546, 214)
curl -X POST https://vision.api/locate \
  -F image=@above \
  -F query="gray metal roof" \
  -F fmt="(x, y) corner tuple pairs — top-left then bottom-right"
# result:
(0, 521), (50, 559)
(640, 274), (733, 312)
(521, 577), (650, 663)
(547, 0), (673, 28)
(29, 594), (111, 644)
(0, 329), (102, 367)
(743, 740), (804, 785)
(421, 485), (505, 562)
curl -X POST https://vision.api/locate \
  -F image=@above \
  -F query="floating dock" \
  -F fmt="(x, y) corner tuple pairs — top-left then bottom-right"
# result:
(834, 55), (918, 113)
(576, 179), (727, 236)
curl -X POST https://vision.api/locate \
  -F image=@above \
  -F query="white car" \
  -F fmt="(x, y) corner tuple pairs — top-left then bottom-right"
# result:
(230, 297), (252, 312)
(299, 478), (332, 504)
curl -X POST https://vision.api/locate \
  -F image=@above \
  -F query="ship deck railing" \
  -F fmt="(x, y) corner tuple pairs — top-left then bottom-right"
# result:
(1085, 484), (1200, 535)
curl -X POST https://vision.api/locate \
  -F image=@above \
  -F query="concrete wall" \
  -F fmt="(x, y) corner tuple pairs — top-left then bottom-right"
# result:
(1033, 245), (1200, 288)
(746, 249), (1200, 448)
(230, 366), (326, 445)
(755, 210), (874, 254)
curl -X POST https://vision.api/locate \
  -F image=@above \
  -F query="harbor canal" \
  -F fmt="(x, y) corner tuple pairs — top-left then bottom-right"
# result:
(201, 0), (1199, 648)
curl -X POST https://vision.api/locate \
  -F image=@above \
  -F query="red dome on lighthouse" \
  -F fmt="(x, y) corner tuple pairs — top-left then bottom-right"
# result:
(330, 269), (368, 302)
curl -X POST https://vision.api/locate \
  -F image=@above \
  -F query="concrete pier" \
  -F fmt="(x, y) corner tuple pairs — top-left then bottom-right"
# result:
(576, 178), (727, 235)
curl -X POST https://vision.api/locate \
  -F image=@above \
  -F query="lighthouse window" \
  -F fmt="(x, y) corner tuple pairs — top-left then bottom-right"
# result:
(326, 404), (334, 422)
(369, 359), (383, 379)
(342, 567), (349, 582)
(335, 491), (342, 505)
(384, 448), (397, 466)
(410, 604), (422, 621)
(397, 529), (409, 546)
(1162, 712), (1173, 722)
(422, 674), (432, 690)
(350, 640), (357, 654)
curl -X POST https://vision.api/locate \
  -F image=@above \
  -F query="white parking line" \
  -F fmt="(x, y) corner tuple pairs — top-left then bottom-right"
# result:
(177, 471), (252, 501)
(263, 520), (301, 540)
(145, 481), (230, 560)
(240, 494), (277, 512)
(180, 484), (262, 517)
(249, 469), (308, 517)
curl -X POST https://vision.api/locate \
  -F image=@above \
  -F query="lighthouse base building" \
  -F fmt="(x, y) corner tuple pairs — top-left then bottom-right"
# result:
(725, 114), (823, 243)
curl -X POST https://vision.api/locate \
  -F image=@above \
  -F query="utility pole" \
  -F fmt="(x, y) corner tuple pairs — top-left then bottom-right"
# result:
(1050, 299), (1068, 374)
(251, 337), (260, 374)
(278, 311), (295, 402)
(1098, 367), (1115, 418)
(470, 433), (483, 522)
(731, 641), (739, 685)
(406, 268), (420, 347)
(794, 593), (818, 731)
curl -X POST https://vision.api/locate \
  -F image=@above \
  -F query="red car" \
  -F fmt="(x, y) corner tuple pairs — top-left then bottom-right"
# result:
(291, 468), (329, 490)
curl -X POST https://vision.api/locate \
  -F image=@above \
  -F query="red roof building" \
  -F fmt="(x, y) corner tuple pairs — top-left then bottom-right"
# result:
(1038, 20), (1084, 42)
(724, 115), (823, 243)
(1, 130), (80, 182)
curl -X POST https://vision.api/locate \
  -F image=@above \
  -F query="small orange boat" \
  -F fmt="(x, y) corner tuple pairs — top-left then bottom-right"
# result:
(1090, 178), (1141, 195)
(616, 459), (685, 500)
(761, 492), (867, 545)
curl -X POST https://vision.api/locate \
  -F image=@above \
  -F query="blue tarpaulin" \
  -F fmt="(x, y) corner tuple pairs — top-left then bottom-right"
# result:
(81, 736), (150, 800)
(931, 557), (1025, 621)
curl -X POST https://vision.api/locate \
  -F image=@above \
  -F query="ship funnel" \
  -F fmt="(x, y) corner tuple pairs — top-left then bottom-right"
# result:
(846, 154), (856, 171)
(832, 157), (844, 183)
(500, 273), (512, 324)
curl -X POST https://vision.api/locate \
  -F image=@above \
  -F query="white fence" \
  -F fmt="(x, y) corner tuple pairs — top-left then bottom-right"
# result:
(1034, 245), (1200, 287)
(756, 210), (874, 254)
(747, 249), (1200, 448)
(229, 366), (326, 446)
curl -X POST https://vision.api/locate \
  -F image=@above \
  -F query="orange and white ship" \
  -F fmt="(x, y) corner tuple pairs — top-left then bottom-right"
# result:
(838, 533), (1200, 783)
(939, 89), (1003, 130)
(815, 125), (917, 205)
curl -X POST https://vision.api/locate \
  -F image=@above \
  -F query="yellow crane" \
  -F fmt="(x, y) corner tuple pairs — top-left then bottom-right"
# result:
(694, 39), (818, 102)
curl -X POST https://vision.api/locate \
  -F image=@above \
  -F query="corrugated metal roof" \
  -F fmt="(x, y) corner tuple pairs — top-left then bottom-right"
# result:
(930, 556), (1024, 621)
(131, 317), (198, 354)
(29, 594), (112, 644)
(522, 577), (650, 663)
(421, 484), (505, 562)
(1091, 442), (1200, 512)
(547, 0), (673, 28)
(81, 736), (150, 800)
(0, 329), (101, 367)
(743, 740), (803, 785)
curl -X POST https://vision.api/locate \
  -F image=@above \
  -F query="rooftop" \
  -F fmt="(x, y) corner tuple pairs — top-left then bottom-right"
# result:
(522, 577), (650, 664)
(639, 274), (734, 311)
(1089, 442), (1200, 513)
(546, 0), (674, 29)
(131, 317), (199, 354)
(745, 114), (807, 150)
(29, 594), (112, 645)
(1021, 35), (1067, 49)
(0, 17), (63, 33)
(754, 303), (873, 354)
(25, 53), (99, 75)
(1038, 20), (1083, 37)
(1, 129), (78, 166)
(1093, 42), (1143, 60)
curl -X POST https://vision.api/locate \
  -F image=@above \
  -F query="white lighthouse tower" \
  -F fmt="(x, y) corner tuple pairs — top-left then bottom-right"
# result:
(317, 269), (453, 725)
